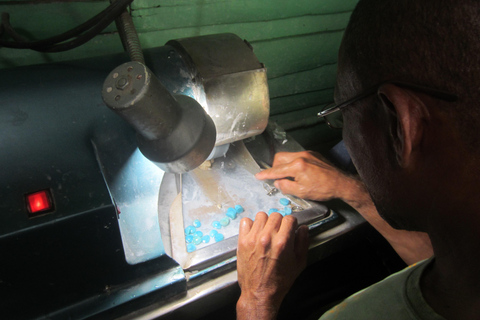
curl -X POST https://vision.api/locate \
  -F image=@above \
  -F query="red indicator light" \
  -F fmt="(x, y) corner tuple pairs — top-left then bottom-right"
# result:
(26, 190), (53, 215)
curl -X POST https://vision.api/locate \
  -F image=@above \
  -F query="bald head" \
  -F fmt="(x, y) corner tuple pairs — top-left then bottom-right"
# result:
(340, 0), (480, 151)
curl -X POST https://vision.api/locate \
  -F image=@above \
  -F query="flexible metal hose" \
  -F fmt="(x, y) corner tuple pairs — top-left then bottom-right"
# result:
(113, 5), (145, 64)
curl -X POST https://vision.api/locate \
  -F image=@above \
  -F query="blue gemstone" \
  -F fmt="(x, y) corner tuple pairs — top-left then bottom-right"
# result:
(220, 217), (230, 226)
(195, 230), (203, 237)
(202, 235), (210, 243)
(209, 229), (219, 237)
(268, 208), (279, 215)
(185, 235), (194, 243)
(193, 236), (202, 245)
(212, 221), (222, 229)
(185, 225), (196, 235)
(187, 243), (196, 252)
(279, 198), (290, 206)
(226, 207), (237, 219)
(214, 233), (224, 242)
(235, 204), (244, 214)
(193, 219), (201, 228)
(284, 207), (292, 215)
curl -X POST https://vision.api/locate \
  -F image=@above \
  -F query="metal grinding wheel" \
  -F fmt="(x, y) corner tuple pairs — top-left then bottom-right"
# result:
(102, 61), (216, 173)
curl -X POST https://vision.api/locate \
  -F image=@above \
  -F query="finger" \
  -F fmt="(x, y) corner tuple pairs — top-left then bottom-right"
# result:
(278, 215), (298, 239)
(239, 217), (253, 238)
(263, 212), (283, 234)
(255, 163), (298, 181)
(274, 179), (301, 196)
(254, 167), (277, 180)
(250, 211), (268, 235)
(295, 225), (310, 264)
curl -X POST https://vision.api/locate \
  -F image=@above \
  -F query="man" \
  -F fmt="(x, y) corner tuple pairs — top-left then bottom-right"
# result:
(236, 0), (480, 319)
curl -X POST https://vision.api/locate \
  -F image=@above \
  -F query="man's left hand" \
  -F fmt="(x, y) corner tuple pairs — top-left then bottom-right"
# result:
(236, 212), (309, 320)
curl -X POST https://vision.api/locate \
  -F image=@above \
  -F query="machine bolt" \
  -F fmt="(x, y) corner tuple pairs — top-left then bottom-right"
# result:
(115, 77), (129, 90)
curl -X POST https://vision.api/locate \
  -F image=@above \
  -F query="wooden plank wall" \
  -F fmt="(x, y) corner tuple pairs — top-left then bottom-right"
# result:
(0, 0), (358, 151)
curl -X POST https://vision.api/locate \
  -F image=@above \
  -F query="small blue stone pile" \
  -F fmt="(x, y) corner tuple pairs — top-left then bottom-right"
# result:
(184, 205), (245, 252)
(184, 198), (294, 253)
(267, 198), (293, 216)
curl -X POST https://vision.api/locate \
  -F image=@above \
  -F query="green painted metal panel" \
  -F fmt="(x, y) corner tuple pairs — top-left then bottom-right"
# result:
(269, 64), (337, 99)
(0, 1), (115, 40)
(0, 0), (359, 150)
(253, 32), (343, 79)
(134, 14), (348, 59)
(131, 0), (358, 21)
(270, 89), (334, 116)
(130, 1), (354, 33)
(0, 0), (121, 69)
(270, 105), (325, 130)
(0, 0), (354, 70)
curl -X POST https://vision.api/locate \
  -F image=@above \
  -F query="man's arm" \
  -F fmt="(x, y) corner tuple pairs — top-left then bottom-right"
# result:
(255, 151), (433, 265)
(236, 212), (309, 320)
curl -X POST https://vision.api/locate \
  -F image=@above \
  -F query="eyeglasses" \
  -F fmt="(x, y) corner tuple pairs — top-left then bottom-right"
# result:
(317, 80), (458, 129)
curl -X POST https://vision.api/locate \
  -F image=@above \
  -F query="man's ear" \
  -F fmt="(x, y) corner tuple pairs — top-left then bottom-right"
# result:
(377, 84), (429, 168)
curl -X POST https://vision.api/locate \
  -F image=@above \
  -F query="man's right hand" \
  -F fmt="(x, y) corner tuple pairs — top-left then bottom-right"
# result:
(255, 151), (365, 205)
(256, 151), (433, 265)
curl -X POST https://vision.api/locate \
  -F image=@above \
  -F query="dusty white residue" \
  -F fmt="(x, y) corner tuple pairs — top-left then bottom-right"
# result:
(144, 215), (156, 230)
(230, 112), (245, 131)
(179, 68), (192, 79)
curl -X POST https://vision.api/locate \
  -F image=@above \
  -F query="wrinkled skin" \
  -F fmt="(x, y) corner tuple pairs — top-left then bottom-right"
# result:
(236, 212), (309, 320)
(255, 151), (363, 203)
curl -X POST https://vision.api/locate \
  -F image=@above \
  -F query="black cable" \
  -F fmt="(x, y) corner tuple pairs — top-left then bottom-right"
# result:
(33, 0), (133, 53)
(1, 13), (26, 42)
(0, 0), (128, 48)
(0, 0), (133, 52)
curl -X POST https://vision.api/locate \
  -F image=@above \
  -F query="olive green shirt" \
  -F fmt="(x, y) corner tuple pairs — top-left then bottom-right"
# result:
(320, 258), (446, 320)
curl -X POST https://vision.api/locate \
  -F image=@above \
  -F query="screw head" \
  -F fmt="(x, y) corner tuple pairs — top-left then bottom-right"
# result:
(115, 77), (129, 90)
